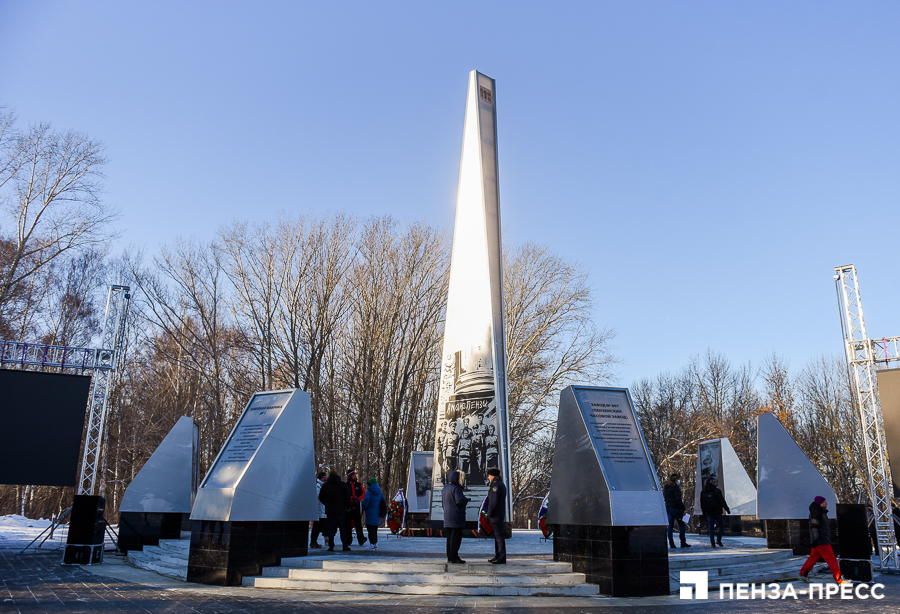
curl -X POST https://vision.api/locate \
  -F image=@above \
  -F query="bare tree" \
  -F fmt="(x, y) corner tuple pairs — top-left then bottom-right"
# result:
(0, 107), (118, 327)
(503, 242), (618, 516)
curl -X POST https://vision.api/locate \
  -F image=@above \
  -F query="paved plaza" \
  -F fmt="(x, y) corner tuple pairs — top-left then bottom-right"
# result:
(2, 526), (898, 612)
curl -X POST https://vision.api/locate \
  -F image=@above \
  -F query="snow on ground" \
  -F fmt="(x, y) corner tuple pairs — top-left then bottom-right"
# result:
(0, 514), (116, 551)
(0, 514), (67, 550)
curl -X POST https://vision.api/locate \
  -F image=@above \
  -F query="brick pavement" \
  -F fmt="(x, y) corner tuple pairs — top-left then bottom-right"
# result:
(2, 548), (899, 613)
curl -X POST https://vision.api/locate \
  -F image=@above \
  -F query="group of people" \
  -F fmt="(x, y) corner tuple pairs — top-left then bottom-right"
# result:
(664, 472), (851, 586)
(311, 465), (509, 566)
(312, 469), (385, 551)
(441, 467), (507, 564)
(663, 472), (732, 549)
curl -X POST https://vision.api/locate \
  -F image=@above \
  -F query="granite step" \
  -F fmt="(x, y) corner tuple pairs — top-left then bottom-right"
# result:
(125, 538), (190, 581)
(279, 557), (572, 574)
(262, 568), (589, 585)
(244, 576), (601, 596)
(669, 550), (806, 591)
(668, 548), (793, 569)
(244, 556), (599, 596)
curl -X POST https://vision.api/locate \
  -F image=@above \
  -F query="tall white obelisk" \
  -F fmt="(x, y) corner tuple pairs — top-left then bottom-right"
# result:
(430, 71), (512, 524)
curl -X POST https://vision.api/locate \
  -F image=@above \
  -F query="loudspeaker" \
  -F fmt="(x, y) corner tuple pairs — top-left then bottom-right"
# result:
(840, 558), (872, 582)
(67, 495), (105, 545)
(63, 544), (103, 565)
(836, 504), (871, 560)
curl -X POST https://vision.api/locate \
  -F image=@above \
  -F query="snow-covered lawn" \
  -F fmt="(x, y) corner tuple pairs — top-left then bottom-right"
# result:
(0, 514), (116, 551)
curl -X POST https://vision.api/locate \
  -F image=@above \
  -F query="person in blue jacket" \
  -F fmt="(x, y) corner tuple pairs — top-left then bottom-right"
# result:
(360, 477), (384, 549)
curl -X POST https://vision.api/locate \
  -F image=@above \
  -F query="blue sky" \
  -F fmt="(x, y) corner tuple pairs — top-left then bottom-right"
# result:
(1, 2), (898, 386)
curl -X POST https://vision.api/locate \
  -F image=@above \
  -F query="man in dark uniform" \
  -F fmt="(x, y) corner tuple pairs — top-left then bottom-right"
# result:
(486, 467), (507, 564)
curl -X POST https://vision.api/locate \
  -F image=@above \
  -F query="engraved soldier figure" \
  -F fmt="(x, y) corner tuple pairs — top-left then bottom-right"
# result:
(436, 421), (449, 479)
(484, 424), (499, 471)
(467, 414), (484, 479)
(472, 413), (487, 475)
(444, 420), (460, 475)
(458, 428), (473, 475)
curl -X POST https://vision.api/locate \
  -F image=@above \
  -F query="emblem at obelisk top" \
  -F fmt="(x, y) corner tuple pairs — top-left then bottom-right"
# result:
(429, 70), (511, 524)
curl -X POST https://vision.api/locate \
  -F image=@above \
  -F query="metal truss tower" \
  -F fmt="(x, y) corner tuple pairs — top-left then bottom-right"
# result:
(834, 264), (899, 571)
(78, 285), (131, 496)
(0, 284), (130, 496)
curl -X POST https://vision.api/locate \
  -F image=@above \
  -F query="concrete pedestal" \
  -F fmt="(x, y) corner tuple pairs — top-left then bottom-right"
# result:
(118, 512), (190, 554)
(186, 520), (309, 585)
(552, 524), (669, 597)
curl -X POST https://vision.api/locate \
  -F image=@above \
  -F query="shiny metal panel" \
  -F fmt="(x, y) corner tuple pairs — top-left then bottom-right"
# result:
(547, 386), (666, 526)
(119, 416), (198, 513)
(693, 437), (757, 515)
(430, 70), (511, 522)
(191, 389), (317, 522)
(757, 412), (836, 518)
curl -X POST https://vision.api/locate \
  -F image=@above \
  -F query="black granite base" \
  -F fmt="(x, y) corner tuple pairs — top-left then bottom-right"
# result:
(764, 519), (839, 556)
(696, 515), (764, 538)
(186, 520), (309, 586)
(552, 525), (669, 597)
(118, 512), (190, 554)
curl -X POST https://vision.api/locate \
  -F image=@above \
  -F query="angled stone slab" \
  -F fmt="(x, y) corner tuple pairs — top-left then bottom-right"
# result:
(121, 416), (199, 514)
(188, 389), (316, 585)
(693, 437), (757, 516)
(191, 389), (317, 522)
(547, 386), (669, 598)
(757, 412), (836, 519)
(118, 416), (199, 553)
(548, 386), (666, 526)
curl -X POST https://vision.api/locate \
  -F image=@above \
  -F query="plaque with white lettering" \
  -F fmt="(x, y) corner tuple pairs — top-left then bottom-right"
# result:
(572, 387), (657, 491)
(201, 392), (292, 490)
(191, 388), (317, 522)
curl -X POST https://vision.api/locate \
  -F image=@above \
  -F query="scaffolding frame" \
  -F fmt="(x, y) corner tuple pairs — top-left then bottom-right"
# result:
(0, 285), (131, 496)
(834, 264), (899, 571)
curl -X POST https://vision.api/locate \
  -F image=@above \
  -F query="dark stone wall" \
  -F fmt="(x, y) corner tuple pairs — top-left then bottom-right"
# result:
(186, 520), (309, 586)
(118, 512), (189, 554)
(764, 518), (839, 556)
(553, 525), (669, 597)
(696, 515), (764, 538)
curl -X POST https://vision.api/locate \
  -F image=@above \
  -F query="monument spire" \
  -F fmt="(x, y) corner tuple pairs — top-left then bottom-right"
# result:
(430, 70), (511, 523)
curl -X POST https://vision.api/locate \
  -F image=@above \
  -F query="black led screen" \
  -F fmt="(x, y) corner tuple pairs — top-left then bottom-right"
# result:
(0, 369), (91, 486)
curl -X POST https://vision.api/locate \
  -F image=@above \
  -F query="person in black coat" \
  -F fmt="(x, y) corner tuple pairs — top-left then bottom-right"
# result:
(486, 467), (507, 564)
(799, 496), (847, 585)
(442, 470), (469, 564)
(318, 471), (352, 551)
(663, 473), (691, 549)
(699, 478), (730, 548)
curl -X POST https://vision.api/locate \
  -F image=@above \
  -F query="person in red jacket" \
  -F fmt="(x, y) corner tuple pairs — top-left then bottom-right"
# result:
(799, 496), (851, 585)
(345, 470), (367, 546)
